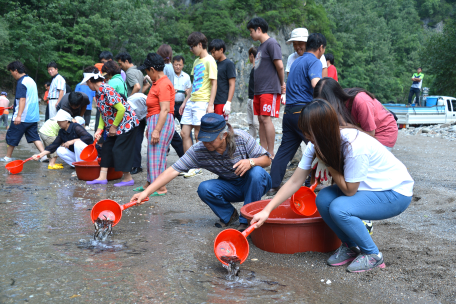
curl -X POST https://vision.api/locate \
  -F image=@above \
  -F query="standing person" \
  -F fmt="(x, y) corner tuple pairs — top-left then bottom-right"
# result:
(251, 99), (414, 273)
(179, 31), (218, 178)
(408, 67), (424, 106)
(102, 61), (127, 96)
(82, 67), (140, 186)
(170, 55), (192, 158)
(75, 80), (96, 129)
(314, 77), (398, 150)
(267, 33), (325, 195)
(116, 52), (146, 175)
(43, 82), (50, 121)
(247, 47), (259, 138)
(98, 51), (126, 82)
(47, 61), (66, 119)
(247, 17), (285, 158)
(285, 28), (328, 78)
(134, 53), (175, 195)
(33, 109), (93, 171)
(209, 39), (236, 121)
(1, 61), (45, 161)
(326, 53), (338, 81)
(0, 92), (9, 129)
(130, 114), (272, 231)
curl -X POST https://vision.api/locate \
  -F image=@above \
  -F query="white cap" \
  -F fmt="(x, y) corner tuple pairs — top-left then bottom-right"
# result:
(287, 28), (309, 44)
(55, 109), (72, 122)
(74, 116), (85, 125)
(80, 72), (104, 85)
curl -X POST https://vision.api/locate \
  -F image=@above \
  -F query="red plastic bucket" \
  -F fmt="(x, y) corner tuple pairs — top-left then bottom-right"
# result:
(241, 199), (341, 254)
(72, 161), (123, 181)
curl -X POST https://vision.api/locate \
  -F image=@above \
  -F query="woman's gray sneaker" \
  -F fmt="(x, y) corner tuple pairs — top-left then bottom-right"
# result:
(346, 252), (386, 273)
(327, 244), (360, 266)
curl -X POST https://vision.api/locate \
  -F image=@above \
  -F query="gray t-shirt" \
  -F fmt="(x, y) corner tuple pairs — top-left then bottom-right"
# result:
(125, 65), (144, 96)
(163, 63), (175, 88)
(56, 92), (90, 117)
(254, 37), (282, 95)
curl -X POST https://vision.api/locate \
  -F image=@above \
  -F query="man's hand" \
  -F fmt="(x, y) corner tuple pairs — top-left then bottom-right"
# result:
(130, 192), (149, 205)
(250, 209), (270, 229)
(151, 129), (160, 145)
(13, 116), (21, 125)
(206, 104), (214, 114)
(223, 101), (231, 115)
(233, 159), (251, 176)
(281, 83), (286, 94)
(109, 125), (117, 137)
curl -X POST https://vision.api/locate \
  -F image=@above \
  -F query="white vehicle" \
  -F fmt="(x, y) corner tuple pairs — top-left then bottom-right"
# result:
(384, 96), (456, 127)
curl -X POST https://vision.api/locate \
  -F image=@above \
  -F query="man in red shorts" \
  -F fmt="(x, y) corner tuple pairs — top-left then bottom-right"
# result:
(247, 17), (285, 157)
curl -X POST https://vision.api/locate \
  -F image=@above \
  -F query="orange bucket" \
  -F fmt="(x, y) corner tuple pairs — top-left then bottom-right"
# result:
(290, 180), (318, 216)
(214, 225), (255, 266)
(90, 197), (149, 227)
(80, 138), (98, 162)
(5, 157), (34, 174)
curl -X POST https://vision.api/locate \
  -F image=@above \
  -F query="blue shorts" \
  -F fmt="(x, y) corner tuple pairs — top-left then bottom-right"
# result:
(6, 121), (40, 146)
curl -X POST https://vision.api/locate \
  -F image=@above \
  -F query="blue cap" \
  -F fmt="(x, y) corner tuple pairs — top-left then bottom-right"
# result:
(1, 92), (7, 96)
(197, 113), (227, 142)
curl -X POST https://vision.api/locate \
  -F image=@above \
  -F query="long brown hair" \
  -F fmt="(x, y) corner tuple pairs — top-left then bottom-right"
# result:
(220, 123), (236, 158)
(298, 99), (347, 175)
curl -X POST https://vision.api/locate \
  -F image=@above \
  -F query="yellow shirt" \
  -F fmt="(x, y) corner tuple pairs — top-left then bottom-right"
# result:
(39, 118), (60, 137)
(190, 55), (217, 102)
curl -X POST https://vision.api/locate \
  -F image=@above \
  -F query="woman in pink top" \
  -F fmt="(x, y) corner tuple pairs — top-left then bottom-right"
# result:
(314, 77), (398, 149)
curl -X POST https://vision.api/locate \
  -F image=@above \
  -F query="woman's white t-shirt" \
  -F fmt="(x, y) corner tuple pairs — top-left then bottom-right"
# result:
(298, 128), (414, 196)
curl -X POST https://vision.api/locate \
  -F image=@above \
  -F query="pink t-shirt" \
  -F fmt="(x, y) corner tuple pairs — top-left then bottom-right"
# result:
(0, 96), (8, 108)
(346, 92), (398, 147)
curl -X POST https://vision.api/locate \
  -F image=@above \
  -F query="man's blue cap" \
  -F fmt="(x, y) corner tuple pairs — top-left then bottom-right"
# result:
(1, 92), (7, 96)
(197, 113), (227, 142)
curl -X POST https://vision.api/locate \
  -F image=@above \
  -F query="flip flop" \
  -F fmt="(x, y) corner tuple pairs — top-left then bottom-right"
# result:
(150, 191), (166, 197)
(48, 164), (64, 170)
(133, 186), (145, 192)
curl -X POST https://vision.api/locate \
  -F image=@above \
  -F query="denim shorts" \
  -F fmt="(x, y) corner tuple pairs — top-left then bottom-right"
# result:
(6, 121), (40, 146)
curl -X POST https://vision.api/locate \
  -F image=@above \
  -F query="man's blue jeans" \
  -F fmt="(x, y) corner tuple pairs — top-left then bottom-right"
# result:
(316, 185), (412, 254)
(197, 166), (272, 224)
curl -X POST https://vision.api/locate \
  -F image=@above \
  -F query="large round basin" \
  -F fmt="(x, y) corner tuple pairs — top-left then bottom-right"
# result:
(241, 199), (341, 254)
(72, 161), (123, 181)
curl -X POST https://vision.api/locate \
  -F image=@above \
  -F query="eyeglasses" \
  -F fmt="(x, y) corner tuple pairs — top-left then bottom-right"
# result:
(189, 44), (198, 51)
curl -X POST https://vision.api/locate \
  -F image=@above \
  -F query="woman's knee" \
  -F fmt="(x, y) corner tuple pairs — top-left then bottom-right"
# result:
(56, 147), (66, 157)
(315, 185), (339, 210)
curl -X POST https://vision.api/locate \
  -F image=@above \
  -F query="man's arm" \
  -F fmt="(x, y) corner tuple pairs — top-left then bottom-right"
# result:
(130, 83), (141, 96)
(207, 79), (217, 113)
(322, 68), (328, 77)
(14, 97), (26, 125)
(56, 90), (64, 105)
(233, 155), (271, 177)
(273, 59), (285, 94)
(311, 78), (321, 88)
(227, 78), (236, 102)
(80, 104), (87, 117)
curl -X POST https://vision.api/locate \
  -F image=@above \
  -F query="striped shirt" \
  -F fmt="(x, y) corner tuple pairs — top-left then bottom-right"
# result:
(49, 74), (66, 99)
(172, 130), (270, 180)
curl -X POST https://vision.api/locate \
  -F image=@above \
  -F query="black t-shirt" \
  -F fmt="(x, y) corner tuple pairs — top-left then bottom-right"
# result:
(56, 92), (90, 117)
(248, 68), (254, 99)
(214, 58), (236, 105)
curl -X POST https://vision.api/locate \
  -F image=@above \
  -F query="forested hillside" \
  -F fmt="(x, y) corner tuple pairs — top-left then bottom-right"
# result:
(0, 0), (454, 101)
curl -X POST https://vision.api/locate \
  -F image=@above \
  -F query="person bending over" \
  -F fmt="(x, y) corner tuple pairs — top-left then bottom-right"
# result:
(130, 113), (272, 232)
(251, 99), (413, 273)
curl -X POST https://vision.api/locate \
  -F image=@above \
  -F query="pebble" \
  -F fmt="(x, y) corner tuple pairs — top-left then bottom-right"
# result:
(400, 123), (456, 141)
(326, 280), (332, 284)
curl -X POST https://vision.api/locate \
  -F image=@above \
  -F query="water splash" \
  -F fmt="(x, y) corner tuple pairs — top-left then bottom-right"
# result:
(93, 216), (113, 241)
(221, 256), (240, 281)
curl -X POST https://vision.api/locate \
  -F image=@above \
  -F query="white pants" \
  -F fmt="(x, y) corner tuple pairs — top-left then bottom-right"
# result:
(247, 98), (259, 138)
(49, 99), (58, 119)
(57, 140), (88, 167)
(181, 100), (208, 126)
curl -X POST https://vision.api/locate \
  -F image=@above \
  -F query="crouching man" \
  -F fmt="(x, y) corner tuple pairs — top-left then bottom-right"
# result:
(130, 113), (272, 231)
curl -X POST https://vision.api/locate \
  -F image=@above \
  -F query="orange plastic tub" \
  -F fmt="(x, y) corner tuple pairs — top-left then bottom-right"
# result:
(240, 199), (341, 254)
(72, 161), (123, 181)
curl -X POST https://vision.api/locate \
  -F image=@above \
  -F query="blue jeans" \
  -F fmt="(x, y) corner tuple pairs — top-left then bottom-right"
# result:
(197, 166), (272, 224)
(316, 185), (412, 254)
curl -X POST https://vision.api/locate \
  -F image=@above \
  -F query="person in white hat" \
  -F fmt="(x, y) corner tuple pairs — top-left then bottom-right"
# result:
(285, 28), (328, 78)
(32, 109), (94, 170)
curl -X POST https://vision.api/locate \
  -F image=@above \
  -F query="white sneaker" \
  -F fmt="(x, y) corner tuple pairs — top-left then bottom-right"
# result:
(0, 156), (13, 162)
(184, 168), (203, 178)
(39, 155), (48, 162)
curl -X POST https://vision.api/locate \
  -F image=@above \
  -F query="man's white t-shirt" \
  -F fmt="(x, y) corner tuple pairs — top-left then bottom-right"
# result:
(286, 52), (327, 73)
(298, 128), (414, 196)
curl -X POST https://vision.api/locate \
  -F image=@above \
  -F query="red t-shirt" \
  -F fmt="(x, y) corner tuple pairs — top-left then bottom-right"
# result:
(328, 65), (338, 81)
(346, 92), (398, 147)
(44, 90), (49, 104)
(146, 76), (175, 117)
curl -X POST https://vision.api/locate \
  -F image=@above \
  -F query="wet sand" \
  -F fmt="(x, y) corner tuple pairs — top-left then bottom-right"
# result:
(1, 125), (456, 303)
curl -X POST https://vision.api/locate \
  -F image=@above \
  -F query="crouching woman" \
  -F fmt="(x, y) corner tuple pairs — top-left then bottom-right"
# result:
(251, 99), (414, 273)
(32, 109), (93, 169)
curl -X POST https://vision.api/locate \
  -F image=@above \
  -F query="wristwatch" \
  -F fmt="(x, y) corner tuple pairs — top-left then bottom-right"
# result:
(249, 159), (255, 168)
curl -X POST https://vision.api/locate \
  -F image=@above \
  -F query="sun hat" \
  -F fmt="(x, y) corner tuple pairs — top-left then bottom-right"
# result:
(286, 28), (309, 44)
(55, 109), (72, 122)
(197, 113), (227, 142)
(80, 72), (105, 85)
(74, 116), (85, 125)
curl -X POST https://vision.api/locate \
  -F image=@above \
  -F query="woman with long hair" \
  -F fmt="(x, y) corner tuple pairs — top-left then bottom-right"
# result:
(313, 77), (398, 149)
(134, 53), (175, 196)
(82, 66), (140, 186)
(251, 99), (413, 272)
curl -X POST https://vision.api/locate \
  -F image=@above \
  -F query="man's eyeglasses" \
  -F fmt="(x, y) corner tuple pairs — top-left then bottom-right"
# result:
(189, 44), (197, 50)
